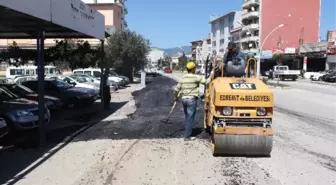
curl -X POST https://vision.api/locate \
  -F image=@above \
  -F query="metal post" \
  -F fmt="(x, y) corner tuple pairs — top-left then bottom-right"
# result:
(100, 40), (105, 109)
(257, 0), (263, 79)
(37, 29), (46, 145)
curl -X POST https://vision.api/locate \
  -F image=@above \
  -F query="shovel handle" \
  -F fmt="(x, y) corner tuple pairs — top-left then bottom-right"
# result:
(166, 101), (177, 119)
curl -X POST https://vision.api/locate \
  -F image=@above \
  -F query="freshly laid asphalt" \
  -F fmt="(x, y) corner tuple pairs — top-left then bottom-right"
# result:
(0, 74), (335, 185)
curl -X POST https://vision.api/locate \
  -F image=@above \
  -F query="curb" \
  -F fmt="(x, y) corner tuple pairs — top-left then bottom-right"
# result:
(268, 86), (291, 89)
(310, 81), (336, 87)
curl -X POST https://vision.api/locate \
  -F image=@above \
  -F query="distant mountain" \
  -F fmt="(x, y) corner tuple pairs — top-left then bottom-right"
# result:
(152, 46), (191, 56)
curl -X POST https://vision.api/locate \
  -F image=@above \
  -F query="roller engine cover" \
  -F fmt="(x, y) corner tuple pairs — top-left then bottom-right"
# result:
(225, 57), (246, 77)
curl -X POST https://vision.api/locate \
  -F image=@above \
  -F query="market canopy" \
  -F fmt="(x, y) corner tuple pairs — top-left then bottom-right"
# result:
(0, 0), (107, 39)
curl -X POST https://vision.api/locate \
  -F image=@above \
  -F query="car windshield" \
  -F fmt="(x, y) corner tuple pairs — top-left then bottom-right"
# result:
(3, 84), (34, 95)
(16, 84), (34, 94)
(70, 75), (87, 83)
(51, 80), (72, 89)
(0, 87), (18, 101)
(78, 75), (95, 82)
(109, 71), (119, 76)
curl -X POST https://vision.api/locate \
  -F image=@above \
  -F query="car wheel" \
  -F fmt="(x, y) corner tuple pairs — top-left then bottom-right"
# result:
(318, 77), (322, 81)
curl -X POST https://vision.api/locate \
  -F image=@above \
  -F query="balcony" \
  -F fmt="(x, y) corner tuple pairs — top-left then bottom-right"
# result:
(242, 0), (260, 9)
(242, 23), (259, 32)
(241, 11), (259, 21)
(240, 36), (259, 43)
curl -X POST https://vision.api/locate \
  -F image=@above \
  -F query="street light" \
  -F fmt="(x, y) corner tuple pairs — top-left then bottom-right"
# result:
(178, 46), (185, 54)
(237, 21), (284, 78)
(256, 23), (284, 78)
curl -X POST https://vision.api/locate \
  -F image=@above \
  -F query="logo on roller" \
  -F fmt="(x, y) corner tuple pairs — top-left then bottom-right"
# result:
(230, 83), (256, 90)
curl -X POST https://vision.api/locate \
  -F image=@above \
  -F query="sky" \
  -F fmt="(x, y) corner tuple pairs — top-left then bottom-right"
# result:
(126, 0), (336, 48)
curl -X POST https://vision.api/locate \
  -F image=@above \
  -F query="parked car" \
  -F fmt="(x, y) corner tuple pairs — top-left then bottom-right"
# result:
(0, 78), (14, 84)
(323, 71), (336, 82)
(14, 76), (37, 84)
(73, 74), (118, 92)
(145, 68), (160, 76)
(0, 117), (8, 139)
(109, 70), (130, 85)
(73, 68), (125, 87)
(311, 70), (334, 81)
(273, 65), (300, 81)
(164, 67), (172, 73)
(0, 87), (50, 132)
(21, 80), (98, 108)
(58, 75), (100, 96)
(0, 83), (63, 111)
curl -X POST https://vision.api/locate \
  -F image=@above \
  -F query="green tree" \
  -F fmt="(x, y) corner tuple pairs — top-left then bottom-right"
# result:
(272, 53), (283, 65)
(45, 39), (99, 70)
(0, 41), (35, 66)
(178, 52), (188, 72)
(105, 29), (151, 82)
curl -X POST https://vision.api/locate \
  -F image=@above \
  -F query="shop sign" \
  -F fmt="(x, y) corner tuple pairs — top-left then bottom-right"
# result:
(272, 49), (284, 54)
(285, 47), (296, 54)
(327, 45), (336, 55)
(259, 50), (273, 59)
(299, 42), (329, 53)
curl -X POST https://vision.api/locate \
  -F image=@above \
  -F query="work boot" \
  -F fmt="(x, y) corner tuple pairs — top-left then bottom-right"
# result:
(184, 137), (196, 141)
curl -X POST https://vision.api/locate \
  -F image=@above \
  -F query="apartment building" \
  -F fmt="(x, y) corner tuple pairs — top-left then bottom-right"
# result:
(190, 37), (211, 64)
(210, 11), (242, 57)
(240, 0), (320, 55)
(83, 0), (127, 31)
(326, 30), (336, 43)
(0, 0), (127, 50)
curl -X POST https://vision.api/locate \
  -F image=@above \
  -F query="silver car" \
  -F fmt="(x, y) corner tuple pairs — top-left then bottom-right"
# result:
(0, 87), (50, 131)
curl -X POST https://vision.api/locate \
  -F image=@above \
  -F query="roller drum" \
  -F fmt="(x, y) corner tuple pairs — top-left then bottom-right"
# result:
(212, 134), (273, 157)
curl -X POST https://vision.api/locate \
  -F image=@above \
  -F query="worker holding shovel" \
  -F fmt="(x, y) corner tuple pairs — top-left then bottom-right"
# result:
(173, 62), (210, 141)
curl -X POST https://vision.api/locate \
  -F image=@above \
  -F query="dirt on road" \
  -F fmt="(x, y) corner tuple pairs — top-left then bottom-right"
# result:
(2, 75), (336, 185)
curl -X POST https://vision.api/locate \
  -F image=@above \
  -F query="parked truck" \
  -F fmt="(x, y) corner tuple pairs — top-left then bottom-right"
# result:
(273, 65), (300, 81)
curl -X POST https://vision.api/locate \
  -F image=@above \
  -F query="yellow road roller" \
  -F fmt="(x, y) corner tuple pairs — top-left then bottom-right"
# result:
(203, 56), (274, 157)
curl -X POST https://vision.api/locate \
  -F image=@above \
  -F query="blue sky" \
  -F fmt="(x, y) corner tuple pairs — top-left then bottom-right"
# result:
(127, 0), (336, 48)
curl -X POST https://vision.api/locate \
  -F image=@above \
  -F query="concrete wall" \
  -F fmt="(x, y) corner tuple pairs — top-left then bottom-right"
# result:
(88, 3), (122, 30)
(261, 0), (320, 50)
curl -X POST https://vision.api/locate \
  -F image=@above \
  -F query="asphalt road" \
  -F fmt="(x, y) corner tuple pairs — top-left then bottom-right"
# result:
(3, 74), (335, 185)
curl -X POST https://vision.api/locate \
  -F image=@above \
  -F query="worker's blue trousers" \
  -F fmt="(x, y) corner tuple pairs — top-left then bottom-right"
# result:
(181, 97), (197, 138)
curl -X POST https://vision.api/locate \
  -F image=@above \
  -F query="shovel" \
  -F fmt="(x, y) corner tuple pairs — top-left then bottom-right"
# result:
(160, 101), (177, 124)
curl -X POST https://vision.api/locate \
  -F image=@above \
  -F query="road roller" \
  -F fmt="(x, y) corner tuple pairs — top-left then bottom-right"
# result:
(203, 56), (274, 157)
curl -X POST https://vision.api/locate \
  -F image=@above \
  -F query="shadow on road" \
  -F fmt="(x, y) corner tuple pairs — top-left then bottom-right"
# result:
(0, 99), (129, 184)
(0, 76), (208, 184)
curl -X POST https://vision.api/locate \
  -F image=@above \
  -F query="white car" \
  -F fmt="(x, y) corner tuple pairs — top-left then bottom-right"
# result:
(74, 74), (118, 92)
(13, 76), (37, 84)
(58, 75), (100, 91)
(73, 68), (124, 86)
(310, 70), (333, 81)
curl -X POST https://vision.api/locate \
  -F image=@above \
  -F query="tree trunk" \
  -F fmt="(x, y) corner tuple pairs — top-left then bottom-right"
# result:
(103, 68), (111, 110)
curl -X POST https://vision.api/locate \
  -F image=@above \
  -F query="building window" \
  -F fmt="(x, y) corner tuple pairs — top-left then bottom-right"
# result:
(228, 25), (234, 32)
(212, 41), (216, 47)
(0, 62), (8, 71)
(229, 15), (234, 24)
(220, 39), (225, 46)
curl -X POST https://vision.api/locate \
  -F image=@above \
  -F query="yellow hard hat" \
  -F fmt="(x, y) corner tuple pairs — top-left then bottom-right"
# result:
(186, 62), (196, 70)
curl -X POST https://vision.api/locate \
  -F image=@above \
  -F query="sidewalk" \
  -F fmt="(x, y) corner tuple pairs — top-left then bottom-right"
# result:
(0, 83), (145, 185)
